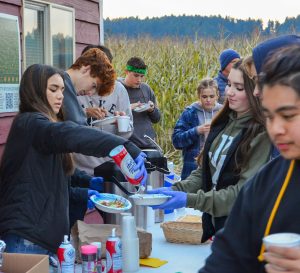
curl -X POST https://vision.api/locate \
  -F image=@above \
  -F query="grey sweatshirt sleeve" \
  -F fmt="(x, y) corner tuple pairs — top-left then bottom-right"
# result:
(172, 167), (203, 193)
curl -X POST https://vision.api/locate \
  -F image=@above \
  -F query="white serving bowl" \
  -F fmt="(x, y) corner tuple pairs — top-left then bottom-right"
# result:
(130, 194), (171, 206)
(90, 193), (132, 213)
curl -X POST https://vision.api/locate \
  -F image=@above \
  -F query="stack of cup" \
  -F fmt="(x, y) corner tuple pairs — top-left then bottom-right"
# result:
(121, 214), (139, 273)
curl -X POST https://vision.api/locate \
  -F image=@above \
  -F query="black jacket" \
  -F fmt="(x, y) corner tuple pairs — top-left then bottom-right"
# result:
(0, 112), (140, 252)
(199, 157), (300, 273)
(201, 117), (249, 242)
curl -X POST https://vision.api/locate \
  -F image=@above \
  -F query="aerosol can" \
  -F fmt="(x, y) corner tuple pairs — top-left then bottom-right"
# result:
(106, 228), (122, 273)
(57, 235), (75, 273)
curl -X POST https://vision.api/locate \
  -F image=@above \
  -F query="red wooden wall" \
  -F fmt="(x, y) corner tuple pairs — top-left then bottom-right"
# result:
(0, 0), (102, 160)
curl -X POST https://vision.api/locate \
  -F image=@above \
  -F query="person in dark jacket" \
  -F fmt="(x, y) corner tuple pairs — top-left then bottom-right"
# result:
(0, 64), (146, 256)
(149, 60), (272, 242)
(244, 34), (300, 98)
(172, 78), (222, 179)
(198, 45), (300, 273)
(214, 49), (240, 103)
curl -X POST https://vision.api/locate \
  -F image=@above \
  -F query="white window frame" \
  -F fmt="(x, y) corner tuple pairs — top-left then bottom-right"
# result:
(23, 0), (75, 70)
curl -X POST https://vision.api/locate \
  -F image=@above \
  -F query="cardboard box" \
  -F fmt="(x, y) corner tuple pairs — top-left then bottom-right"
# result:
(2, 253), (49, 273)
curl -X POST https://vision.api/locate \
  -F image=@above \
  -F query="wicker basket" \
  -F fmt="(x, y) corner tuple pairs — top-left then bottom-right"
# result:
(160, 219), (203, 245)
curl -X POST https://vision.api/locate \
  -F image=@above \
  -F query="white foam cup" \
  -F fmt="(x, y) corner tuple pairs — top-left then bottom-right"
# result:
(117, 116), (130, 132)
(263, 233), (300, 248)
(263, 233), (300, 271)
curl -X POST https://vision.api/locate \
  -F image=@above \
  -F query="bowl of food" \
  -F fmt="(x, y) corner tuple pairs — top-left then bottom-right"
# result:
(90, 193), (132, 213)
(130, 193), (171, 206)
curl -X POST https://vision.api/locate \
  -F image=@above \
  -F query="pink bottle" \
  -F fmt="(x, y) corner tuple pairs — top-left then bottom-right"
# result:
(81, 245), (97, 273)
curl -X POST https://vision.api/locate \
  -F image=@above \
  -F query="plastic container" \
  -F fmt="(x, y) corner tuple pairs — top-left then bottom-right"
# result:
(109, 145), (143, 185)
(81, 245), (97, 273)
(0, 240), (6, 271)
(164, 173), (175, 214)
(90, 242), (102, 273)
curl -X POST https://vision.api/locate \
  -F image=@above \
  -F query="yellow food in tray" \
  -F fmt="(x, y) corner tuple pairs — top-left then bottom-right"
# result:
(176, 215), (202, 223)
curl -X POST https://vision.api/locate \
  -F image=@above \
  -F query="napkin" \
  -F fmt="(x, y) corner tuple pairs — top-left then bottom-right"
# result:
(140, 257), (168, 268)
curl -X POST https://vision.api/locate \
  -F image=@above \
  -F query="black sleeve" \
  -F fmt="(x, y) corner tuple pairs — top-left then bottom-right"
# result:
(71, 168), (92, 188)
(69, 185), (88, 229)
(28, 113), (141, 159)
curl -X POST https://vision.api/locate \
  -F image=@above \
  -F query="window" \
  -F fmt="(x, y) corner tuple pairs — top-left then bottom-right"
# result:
(24, 1), (75, 70)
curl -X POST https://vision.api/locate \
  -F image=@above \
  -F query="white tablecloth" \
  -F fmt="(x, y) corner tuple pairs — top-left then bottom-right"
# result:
(75, 208), (211, 273)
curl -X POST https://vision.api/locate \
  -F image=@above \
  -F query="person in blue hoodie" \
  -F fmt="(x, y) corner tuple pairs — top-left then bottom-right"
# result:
(214, 49), (240, 103)
(172, 78), (222, 179)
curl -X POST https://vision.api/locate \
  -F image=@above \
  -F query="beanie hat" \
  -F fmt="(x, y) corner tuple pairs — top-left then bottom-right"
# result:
(219, 49), (240, 71)
(252, 35), (300, 74)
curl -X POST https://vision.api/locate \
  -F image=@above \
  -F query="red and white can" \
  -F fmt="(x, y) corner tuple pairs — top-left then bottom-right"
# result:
(106, 228), (122, 273)
(109, 145), (143, 185)
(57, 235), (75, 273)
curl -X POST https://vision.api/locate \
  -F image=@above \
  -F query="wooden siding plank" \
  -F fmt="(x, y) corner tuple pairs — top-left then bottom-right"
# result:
(0, 2), (21, 16)
(0, 115), (14, 145)
(0, 0), (21, 6)
(75, 20), (100, 45)
(48, 0), (99, 24)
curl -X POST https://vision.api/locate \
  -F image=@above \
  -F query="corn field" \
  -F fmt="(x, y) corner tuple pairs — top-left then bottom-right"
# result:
(106, 35), (261, 172)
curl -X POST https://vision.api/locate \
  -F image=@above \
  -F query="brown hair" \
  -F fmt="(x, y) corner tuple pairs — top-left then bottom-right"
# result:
(19, 64), (74, 175)
(71, 48), (116, 96)
(197, 78), (219, 97)
(197, 59), (265, 171)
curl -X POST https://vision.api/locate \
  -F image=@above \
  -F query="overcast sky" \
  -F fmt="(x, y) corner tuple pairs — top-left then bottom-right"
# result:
(103, 0), (299, 26)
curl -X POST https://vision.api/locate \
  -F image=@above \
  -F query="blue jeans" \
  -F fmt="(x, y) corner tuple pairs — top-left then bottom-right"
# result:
(1, 234), (49, 254)
(1, 234), (58, 271)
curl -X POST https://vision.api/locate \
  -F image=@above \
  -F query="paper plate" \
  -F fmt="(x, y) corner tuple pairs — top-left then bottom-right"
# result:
(90, 193), (132, 213)
(133, 103), (151, 113)
(91, 116), (117, 127)
(130, 194), (171, 206)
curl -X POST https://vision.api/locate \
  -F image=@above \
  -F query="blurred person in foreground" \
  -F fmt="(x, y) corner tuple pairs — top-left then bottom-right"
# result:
(149, 59), (272, 242)
(118, 57), (161, 149)
(0, 64), (145, 259)
(172, 78), (222, 180)
(244, 34), (300, 160)
(198, 45), (300, 273)
(214, 48), (240, 104)
(244, 34), (300, 98)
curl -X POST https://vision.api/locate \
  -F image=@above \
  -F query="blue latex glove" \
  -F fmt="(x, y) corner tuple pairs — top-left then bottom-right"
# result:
(133, 152), (148, 186)
(150, 190), (187, 210)
(147, 187), (173, 194)
(89, 177), (104, 192)
(87, 190), (102, 210)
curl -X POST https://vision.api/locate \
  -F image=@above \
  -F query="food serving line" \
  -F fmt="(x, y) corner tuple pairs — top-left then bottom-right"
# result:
(74, 209), (211, 273)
